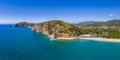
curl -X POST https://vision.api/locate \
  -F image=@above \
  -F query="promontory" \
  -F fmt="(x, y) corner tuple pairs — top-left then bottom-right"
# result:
(14, 20), (82, 39)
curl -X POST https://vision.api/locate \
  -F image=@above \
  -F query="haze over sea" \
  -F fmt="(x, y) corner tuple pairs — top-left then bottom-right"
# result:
(0, 25), (120, 60)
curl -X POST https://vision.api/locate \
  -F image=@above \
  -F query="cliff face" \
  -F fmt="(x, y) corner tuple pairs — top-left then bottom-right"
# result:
(15, 20), (81, 39)
(32, 20), (81, 39)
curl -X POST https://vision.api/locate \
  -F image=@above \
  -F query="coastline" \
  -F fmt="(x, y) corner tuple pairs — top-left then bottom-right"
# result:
(14, 24), (120, 43)
(50, 36), (120, 43)
(79, 37), (120, 43)
(50, 37), (78, 41)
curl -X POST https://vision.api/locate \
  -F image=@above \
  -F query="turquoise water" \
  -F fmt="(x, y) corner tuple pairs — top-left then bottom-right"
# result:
(0, 25), (120, 60)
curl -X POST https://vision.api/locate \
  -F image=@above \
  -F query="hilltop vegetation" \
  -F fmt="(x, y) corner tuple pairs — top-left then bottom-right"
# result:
(33, 20), (82, 39)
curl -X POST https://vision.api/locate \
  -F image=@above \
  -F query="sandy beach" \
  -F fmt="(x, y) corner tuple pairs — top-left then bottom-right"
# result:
(79, 37), (120, 43)
(51, 37), (120, 43)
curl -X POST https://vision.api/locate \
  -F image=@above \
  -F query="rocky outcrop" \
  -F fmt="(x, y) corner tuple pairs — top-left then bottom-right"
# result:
(14, 22), (34, 28)
(32, 20), (81, 39)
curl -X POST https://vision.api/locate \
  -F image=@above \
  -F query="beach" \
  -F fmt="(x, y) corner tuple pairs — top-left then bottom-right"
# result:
(79, 37), (120, 43)
(50, 37), (78, 41)
(50, 36), (120, 43)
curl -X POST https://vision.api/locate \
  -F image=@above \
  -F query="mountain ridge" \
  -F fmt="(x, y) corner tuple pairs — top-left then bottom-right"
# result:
(76, 19), (120, 28)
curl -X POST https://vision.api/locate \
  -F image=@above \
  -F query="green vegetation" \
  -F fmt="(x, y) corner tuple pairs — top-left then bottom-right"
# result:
(102, 29), (120, 38)
(78, 28), (120, 38)
(75, 20), (120, 39)
(15, 20), (120, 39)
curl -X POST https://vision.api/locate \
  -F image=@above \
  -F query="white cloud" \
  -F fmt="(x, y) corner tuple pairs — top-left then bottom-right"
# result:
(108, 13), (113, 17)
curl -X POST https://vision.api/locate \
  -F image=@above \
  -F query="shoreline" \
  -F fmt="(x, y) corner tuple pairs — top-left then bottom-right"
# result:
(50, 37), (78, 41)
(79, 37), (120, 43)
(50, 36), (120, 43)
(56, 37), (78, 40)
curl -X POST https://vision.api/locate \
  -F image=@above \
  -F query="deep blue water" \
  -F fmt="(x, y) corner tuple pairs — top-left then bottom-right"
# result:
(0, 25), (120, 60)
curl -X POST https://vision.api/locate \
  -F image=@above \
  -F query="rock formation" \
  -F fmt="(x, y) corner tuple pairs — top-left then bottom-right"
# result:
(14, 22), (34, 28)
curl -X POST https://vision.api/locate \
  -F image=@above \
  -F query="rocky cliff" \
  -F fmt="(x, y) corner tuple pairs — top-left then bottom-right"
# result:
(32, 20), (81, 39)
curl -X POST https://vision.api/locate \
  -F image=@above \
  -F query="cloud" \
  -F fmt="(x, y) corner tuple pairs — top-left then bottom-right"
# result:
(108, 13), (113, 17)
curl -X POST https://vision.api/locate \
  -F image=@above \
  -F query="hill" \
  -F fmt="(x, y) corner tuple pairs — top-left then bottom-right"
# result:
(32, 20), (82, 39)
(15, 20), (82, 39)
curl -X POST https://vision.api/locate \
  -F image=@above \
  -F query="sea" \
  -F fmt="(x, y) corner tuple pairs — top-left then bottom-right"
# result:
(0, 25), (120, 60)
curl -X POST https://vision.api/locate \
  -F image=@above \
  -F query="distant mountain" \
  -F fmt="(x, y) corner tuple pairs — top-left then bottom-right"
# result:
(77, 21), (98, 25)
(106, 20), (120, 26)
(76, 20), (120, 28)
(88, 20), (120, 27)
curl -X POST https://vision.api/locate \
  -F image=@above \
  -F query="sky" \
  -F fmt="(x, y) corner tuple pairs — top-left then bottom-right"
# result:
(0, 0), (120, 24)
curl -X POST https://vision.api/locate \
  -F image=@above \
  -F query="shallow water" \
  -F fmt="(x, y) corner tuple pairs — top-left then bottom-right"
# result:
(0, 25), (120, 60)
